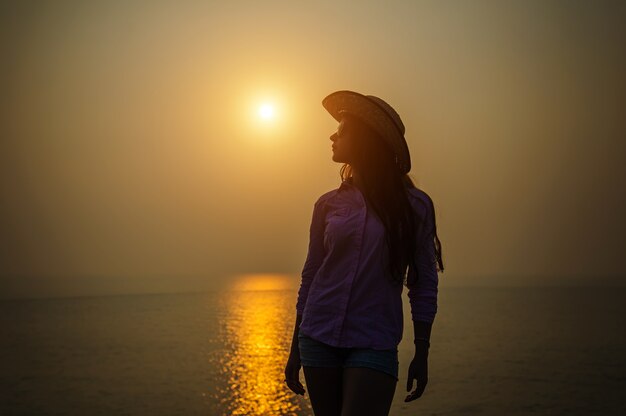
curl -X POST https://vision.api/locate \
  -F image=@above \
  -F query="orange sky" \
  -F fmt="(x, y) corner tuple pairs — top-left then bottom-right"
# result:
(1, 1), (625, 298)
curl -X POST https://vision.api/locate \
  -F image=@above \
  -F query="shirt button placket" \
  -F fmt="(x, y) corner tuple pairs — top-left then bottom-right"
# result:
(335, 192), (366, 345)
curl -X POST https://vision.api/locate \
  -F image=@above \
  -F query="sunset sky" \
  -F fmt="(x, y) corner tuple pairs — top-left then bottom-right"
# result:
(1, 1), (625, 298)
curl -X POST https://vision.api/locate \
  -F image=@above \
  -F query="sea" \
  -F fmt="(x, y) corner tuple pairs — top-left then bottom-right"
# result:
(2, 285), (625, 415)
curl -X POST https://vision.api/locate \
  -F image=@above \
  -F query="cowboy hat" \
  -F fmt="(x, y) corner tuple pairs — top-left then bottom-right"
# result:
(322, 90), (411, 174)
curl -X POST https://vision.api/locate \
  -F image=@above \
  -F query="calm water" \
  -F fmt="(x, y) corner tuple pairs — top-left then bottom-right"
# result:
(2, 286), (625, 415)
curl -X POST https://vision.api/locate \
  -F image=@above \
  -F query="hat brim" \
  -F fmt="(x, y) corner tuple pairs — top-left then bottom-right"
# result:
(322, 90), (411, 174)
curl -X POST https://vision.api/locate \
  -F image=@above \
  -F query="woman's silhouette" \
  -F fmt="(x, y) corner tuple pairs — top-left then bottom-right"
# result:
(284, 90), (444, 416)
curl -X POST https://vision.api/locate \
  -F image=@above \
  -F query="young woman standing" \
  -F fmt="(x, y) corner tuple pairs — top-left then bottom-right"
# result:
(284, 90), (444, 416)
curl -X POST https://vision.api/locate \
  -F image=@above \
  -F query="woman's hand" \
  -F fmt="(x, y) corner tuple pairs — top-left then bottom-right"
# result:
(284, 351), (306, 396)
(405, 343), (429, 402)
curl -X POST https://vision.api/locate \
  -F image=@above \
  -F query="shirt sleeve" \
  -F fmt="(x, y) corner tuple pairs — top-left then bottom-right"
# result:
(406, 198), (439, 323)
(296, 198), (326, 315)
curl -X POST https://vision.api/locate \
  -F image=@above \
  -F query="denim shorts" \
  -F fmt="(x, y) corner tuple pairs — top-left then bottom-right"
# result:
(298, 332), (399, 381)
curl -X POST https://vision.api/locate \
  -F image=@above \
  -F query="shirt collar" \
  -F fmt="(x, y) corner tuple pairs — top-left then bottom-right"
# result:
(339, 177), (354, 192)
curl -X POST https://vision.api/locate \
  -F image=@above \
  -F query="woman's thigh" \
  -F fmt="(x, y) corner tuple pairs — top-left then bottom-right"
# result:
(298, 333), (398, 415)
(299, 333), (345, 415)
(341, 367), (397, 416)
(341, 346), (398, 415)
(302, 366), (343, 416)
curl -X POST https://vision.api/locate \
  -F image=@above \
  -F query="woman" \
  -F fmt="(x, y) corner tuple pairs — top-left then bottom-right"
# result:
(284, 90), (444, 416)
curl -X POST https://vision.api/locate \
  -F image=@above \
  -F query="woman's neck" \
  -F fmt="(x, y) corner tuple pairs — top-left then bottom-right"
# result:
(351, 169), (366, 193)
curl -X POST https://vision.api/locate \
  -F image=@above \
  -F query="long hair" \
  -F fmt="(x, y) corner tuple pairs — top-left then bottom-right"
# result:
(340, 116), (444, 286)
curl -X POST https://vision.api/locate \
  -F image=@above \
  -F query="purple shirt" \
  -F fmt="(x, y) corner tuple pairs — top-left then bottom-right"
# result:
(296, 178), (439, 350)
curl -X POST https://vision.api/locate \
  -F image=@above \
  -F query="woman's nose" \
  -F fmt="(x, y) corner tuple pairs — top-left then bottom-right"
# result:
(330, 133), (338, 142)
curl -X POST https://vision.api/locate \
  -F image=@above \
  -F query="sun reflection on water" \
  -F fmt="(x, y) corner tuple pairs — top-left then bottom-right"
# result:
(214, 274), (308, 415)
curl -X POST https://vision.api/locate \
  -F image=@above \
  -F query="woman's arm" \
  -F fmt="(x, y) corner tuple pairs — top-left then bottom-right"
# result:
(285, 199), (326, 396)
(412, 319), (433, 343)
(285, 313), (306, 395)
(289, 313), (303, 355)
(406, 260), (436, 403)
(406, 206), (439, 329)
(405, 319), (431, 402)
(295, 199), (326, 315)
(405, 199), (439, 402)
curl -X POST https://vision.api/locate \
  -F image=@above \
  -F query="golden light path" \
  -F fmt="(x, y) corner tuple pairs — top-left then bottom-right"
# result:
(215, 274), (308, 415)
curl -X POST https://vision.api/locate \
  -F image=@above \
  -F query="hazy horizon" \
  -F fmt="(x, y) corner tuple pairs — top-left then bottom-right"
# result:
(2, 272), (625, 301)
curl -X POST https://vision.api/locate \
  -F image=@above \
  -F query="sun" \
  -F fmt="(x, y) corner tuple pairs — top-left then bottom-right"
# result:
(258, 103), (275, 120)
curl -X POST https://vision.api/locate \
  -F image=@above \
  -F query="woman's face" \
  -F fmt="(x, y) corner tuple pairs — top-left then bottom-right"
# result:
(330, 117), (359, 164)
